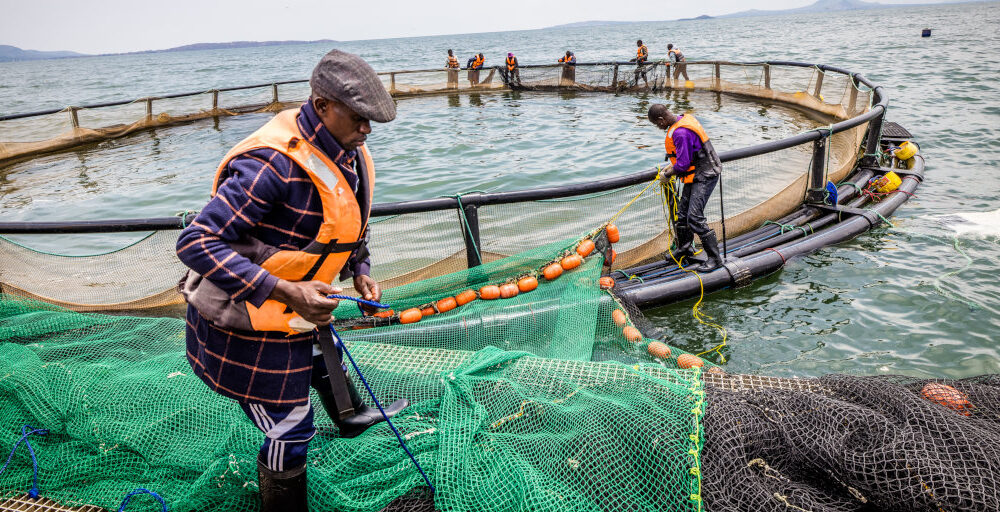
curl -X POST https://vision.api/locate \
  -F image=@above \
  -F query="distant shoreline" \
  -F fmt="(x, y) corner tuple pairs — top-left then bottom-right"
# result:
(0, 39), (337, 63)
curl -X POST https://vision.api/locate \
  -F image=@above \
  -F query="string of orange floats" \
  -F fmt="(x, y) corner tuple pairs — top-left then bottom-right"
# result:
(386, 226), (613, 326)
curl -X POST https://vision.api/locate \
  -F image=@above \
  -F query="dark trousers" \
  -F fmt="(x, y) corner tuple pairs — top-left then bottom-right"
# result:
(239, 351), (340, 472)
(677, 175), (719, 237)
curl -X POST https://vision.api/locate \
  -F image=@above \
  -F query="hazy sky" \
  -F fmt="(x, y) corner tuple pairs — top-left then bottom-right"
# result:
(2, 0), (953, 54)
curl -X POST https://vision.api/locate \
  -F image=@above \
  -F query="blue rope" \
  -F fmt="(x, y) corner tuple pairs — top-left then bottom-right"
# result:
(118, 488), (167, 512)
(327, 294), (390, 315)
(0, 425), (49, 499)
(329, 324), (436, 493)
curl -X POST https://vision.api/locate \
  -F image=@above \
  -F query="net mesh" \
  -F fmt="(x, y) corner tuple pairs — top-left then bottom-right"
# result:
(0, 234), (713, 512)
(0, 62), (871, 312)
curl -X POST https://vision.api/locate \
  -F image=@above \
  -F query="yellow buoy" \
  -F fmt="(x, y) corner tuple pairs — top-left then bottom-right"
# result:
(874, 171), (902, 194)
(894, 141), (918, 161)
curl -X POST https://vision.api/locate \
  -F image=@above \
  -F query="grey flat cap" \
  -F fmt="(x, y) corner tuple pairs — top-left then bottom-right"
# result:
(310, 49), (396, 123)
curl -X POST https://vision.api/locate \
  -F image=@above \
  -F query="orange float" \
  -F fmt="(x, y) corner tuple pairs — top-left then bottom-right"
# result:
(677, 354), (704, 369)
(647, 341), (671, 359)
(599, 276), (615, 289)
(436, 296), (458, 313)
(610, 249), (617, 265)
(623, 326), (642, 342)
(456, 289), (477, 306)
(611, 309), (627, 326)
(543, 263), (563, 281)
(480, 285), (501, 300)
(421, 306), (436, 317)
(606, 223), (620, 243)
(561, 254), (583, 270)
(577, 239), (595, 257)
(517, 276), (538, 292)
(921, 382), (974, 416)
(373, 309), (395, 318)
(399, 308), (423, 324)
(499, 283), (519, 299)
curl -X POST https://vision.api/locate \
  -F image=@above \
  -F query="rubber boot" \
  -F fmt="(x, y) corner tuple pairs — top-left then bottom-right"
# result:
(258, 457), (308, 512)
(692, 231), (724, 272)
(321, 376), (409, 439)
(665, 224), (695, 263)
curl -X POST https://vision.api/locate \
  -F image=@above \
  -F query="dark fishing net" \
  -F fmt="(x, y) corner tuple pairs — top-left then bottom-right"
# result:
(699, 374), (1000, 511)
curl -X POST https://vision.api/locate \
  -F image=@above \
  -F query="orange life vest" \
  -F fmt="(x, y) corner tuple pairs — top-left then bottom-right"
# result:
(447, 55), (459, 68)
(506, 56), (516, 71)
(668, 48), (685, 62)
(665, 114), (710, 184)
(559, 54), (573, 63)
(637, 45), (648, 61)
(207, 108), (374, 333)
(472, 55), (484, 68)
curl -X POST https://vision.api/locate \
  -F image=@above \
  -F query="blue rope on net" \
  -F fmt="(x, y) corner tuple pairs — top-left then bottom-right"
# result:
(329, 322), (436, 493)
(0, 425), (49, 499)
(118, 488), (167, 512)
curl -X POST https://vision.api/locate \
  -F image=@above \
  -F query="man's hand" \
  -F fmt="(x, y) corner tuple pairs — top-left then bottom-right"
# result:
(270, 280), (342, 326)
(658, 163), (676, 184)
(354, 275), (382, 315)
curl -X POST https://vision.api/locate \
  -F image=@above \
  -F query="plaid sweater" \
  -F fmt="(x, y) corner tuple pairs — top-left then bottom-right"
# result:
(177, 102), (371, 406)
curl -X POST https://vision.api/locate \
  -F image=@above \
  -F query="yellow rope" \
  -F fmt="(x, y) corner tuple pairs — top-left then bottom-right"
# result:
(607, 166), (664, 225)
(661, 178), (729, 363)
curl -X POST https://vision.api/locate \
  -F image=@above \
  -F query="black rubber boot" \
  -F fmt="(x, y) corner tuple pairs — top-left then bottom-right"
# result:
(324, 376), (409, 439)
(665, 224), (695, 263)
(692, 231), (724, 272)
(258, 457), (308, 512)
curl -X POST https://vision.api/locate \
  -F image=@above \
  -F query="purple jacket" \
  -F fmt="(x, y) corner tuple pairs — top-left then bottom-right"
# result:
(671, 123), (703, 173)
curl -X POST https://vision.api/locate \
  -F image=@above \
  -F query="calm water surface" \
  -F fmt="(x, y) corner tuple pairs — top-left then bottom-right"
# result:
(1, 2), (998, 379)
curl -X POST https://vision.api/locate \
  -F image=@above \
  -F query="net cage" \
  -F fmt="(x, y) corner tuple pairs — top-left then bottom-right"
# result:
(0, 61), (873, 313)
(1, 61), (979, 512)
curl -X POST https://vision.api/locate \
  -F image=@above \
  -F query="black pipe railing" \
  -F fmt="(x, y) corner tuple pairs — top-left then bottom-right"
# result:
(0, 61), (888, 271)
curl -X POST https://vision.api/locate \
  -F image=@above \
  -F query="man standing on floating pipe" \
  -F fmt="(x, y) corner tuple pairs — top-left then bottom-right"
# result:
(648, 104), (724, 271)
(176, 50), (408, 511)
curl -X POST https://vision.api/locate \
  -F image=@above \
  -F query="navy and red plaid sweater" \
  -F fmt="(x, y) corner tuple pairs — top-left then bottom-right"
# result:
(177, 102), (371, 406)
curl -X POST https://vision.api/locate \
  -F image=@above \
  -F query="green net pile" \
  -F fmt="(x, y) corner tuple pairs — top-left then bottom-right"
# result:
(0, 235), (709, 512)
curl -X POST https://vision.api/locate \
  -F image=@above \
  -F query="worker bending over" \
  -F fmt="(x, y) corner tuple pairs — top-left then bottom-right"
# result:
(648, 104), (724, 271)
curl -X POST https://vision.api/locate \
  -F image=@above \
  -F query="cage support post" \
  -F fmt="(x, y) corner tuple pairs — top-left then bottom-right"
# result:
(764, 64), (771, 89)
(861, 90), (885, 167)
(714, 62), (721, 90)
(813, 69), (824, 99)
(460, 203), (482, 268)
(68, 107), (80, 128)
(145, 98), (153, 121)
(272, 83), (279, 104)
(806, 137), (829, 204)
(211, 90), (219, 111)
(612, 64), (619, 89)
(390, 73), (397, 93)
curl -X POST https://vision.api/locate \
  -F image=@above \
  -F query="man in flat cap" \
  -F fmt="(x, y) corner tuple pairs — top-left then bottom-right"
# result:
(177, 49), (406, 511)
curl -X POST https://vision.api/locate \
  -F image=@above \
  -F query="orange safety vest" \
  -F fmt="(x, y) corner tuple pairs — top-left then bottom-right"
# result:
(637, 45), (648, 60)
(203, 108), (374, 333)
(472, 55), (484, 68)
(559, 54), (573, 63)
(506, 56), (517, 71)
(447, 55), (459, 68)
(665, 114), (710, 184)
(669, 48), (684, 62)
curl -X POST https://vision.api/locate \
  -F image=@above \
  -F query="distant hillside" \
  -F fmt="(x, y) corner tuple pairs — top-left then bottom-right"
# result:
(131, 39), (338, 54)
(718, 0), (900, 18)
(542, 0), (944, 29)
(0, 39), (338, 62)
(0, 45), (87, 62)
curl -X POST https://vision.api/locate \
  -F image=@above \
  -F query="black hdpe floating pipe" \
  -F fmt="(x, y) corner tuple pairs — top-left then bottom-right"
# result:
(619, 157), (925, 309)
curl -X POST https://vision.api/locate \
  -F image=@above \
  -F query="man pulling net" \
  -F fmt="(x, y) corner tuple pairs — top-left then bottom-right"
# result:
(648, 104), (724, 271)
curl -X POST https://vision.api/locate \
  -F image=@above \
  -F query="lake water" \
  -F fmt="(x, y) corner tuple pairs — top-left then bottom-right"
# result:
(1, 1), (998, 379)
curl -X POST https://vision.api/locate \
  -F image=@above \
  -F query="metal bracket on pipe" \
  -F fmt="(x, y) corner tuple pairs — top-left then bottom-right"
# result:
(722, 259), (753, 288)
